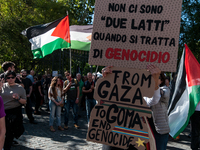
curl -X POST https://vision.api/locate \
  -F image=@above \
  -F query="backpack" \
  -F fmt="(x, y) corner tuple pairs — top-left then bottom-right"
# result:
(64, 78), (78, 87)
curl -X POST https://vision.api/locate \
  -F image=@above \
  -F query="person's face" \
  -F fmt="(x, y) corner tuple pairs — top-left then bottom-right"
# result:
(57, 78), (61, 85)
(22, 71), (27, 78)
(87, 73), (92, 80)
(31, 70), (35, 75)
(165, 79), (169, 85)
(92, 75), (97, 80)
(16, 74), (20, 79)
(84, 76), (87, 81)
(6, 75), (16, 85)
(77, 74), (81, 80)
(65, 73), (71, 80)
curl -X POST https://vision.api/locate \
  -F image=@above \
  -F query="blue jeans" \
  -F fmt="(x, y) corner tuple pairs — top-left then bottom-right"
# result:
(154, 132), (169, 150)
(64, 99), (78, 126)
(86, 99), (96, 123)
(49, 100), (61, 126)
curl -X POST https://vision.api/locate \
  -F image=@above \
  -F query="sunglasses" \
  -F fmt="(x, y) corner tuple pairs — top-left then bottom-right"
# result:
(66, 74), (70, 76)
(7, 76), (15, 79)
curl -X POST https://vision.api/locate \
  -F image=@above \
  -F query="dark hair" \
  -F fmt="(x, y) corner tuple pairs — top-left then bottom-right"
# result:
(165, 76), (170, 83)
(5, 70), (16, 79)
(34, 76), (38, 80)
(159, 72), (166, 87)
(2, 61), (15, 71)
(64, 71), (70, 75)
(58, 75), (63, 80)
(37, 75), (42, 81)
(49, 76), (63, 99)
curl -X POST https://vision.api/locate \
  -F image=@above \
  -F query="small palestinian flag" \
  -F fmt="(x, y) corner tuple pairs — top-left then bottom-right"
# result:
(22, 16), (70, 59)
(168, 44), (200, 138)
(70, 25), (92, 51)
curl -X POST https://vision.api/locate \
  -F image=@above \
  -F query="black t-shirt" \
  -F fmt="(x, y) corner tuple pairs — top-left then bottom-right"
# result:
(84, 80), (95, 99)
(0, 72), (22, 84)
(21, 78), (32, 94)
(64, 79), (79, 100)
(43, 78), (51, 90)
(35, 81), (43, 96)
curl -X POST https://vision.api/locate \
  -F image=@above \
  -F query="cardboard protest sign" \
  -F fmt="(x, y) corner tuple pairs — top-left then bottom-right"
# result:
(88, 0), (182, 72)
(87, 67), (155, 149)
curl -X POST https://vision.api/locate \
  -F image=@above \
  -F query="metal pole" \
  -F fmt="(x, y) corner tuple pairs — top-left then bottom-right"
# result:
(90, 65), (92, 73)
(70, 48), (72, 74)
(62, 49), (64, 75)
(52, 53), (54, 73)
(95, 65), (99, 73)
(59, 49), (61, 74)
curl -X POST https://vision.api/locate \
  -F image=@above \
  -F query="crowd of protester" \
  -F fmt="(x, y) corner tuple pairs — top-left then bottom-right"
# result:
(0, 61), (199, 150)
(0, 61), (100, 150)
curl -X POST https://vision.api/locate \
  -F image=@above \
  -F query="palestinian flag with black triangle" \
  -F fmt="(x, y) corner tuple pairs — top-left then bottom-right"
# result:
(22, 16), (70, 59)
(168, 44), (200, 138)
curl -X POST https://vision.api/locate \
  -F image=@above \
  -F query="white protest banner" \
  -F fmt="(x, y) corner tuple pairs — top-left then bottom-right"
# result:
(89, 0), (182, 72)
(87, 67), (155, 149)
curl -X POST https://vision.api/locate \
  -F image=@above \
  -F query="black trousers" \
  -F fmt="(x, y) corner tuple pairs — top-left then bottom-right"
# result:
(25, 97), (34, 121)
(191, 111), (200, 150)
(102, 144), (137, 150)
(35, 94), (41, 113)
(4, 106), (24, 150)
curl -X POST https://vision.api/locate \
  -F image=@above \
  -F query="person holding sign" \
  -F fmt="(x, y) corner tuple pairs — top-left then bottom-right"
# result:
(101, 65), (170, 150)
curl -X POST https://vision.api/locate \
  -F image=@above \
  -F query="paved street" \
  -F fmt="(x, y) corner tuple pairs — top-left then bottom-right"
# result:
(11, 104), (192, 150)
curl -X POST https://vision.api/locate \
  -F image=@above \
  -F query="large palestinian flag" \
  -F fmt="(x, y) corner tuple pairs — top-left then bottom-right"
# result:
(22, 16), (70, 59)
(69, 25), (92, 51)
(168, 44), (200, 138)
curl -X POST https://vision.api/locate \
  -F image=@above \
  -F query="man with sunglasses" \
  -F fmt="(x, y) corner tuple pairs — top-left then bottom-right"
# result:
(0, 61), (23, 86)
(63, 71), (80, 129)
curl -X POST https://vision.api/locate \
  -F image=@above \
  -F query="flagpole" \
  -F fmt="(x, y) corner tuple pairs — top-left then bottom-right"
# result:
(70, 48), (72, 75)
(66, 10), (72, 75)
(95, 65), (99, 73)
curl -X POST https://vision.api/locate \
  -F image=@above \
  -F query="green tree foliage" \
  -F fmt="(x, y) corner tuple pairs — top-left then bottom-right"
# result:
(0, 0), (95, 74)
(1, 0), (200, 75)
(179, 0), (200, 62)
